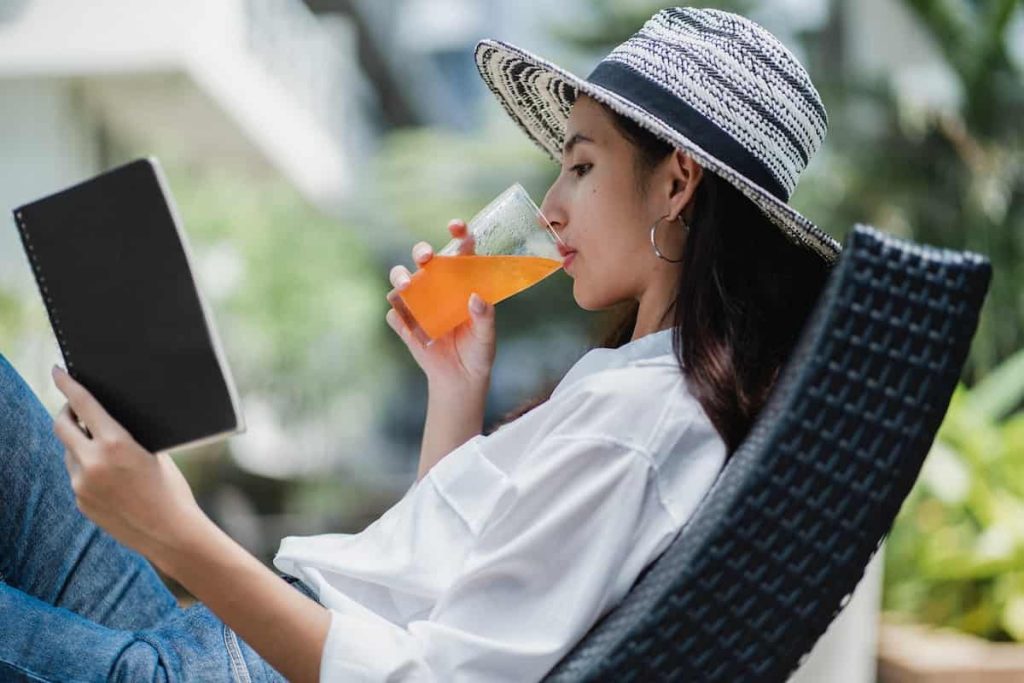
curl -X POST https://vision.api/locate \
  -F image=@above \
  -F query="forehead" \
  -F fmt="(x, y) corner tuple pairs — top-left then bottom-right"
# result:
(562, 95), (618, 155)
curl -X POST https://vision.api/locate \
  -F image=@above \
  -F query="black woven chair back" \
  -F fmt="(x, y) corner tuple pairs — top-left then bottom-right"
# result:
(542, 225), (992, 682)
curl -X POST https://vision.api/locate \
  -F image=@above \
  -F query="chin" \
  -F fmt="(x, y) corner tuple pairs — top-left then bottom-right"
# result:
(572, 281), (617, 312)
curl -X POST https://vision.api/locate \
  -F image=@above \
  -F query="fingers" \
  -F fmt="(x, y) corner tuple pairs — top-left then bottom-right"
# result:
(54, 403), (92, 452)
(63, 447), (85, 493)
(412, 241), (433, 267)
(56, 403), (91, 490)
(51, 367), (122, 441)
(390, 239), (436, 291)
(448, 219), (467, 237)
(394, 223), (468, 284)
(468, 292), (495, 343)
(449, 220), (475, 255)
(385, 308), (421, 349)
(389, 264), (412, 290)
(388, 221), (473, 340)
(64, 447), (79, 475)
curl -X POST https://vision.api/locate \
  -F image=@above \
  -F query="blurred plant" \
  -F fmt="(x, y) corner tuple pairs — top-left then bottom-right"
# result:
(884, 347), (1024, 641)
(359, 125), (557, 250)
(903, 0), (1019, 134)
(0, 287), (26, 352)
(820, 0), (1024, 379)
(0, 246), (56, 378)
(128, 158), (411, 554)
(550, 0), (756, 48)
(165, 161), (386, 422)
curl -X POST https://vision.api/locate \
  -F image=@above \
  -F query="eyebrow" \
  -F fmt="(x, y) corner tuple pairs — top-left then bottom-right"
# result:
(562, 132), (595, 156)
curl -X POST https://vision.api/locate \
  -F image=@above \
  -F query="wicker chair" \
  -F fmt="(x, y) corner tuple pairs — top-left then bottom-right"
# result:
(542, 224), (992, 682)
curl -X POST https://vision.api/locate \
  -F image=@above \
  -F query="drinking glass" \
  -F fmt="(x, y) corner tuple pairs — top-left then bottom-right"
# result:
(386, 183), (564, 345)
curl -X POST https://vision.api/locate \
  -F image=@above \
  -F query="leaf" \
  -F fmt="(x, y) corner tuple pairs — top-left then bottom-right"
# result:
(968, 348), (1024, 420)
(920, 440), (971, 504)
(1002, 595), (1024, 641)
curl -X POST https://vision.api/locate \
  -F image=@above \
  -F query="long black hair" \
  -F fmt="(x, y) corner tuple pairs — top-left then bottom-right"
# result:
(488, 103), (832, 456)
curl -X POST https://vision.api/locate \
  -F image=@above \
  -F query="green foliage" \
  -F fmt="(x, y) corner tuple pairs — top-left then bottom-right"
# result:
(809, 0), (1023, 379)
(550, 0), (756, 49)
(0, 287), (26, 352)
(884, 348), (1024, 641)
(359, 125), (553, 246)
(163, 162), (388, 421)
(903, 0), (1020, 133)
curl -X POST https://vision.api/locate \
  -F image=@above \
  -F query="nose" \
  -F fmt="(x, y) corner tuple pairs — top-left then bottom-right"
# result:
(540, 186), (568, 243)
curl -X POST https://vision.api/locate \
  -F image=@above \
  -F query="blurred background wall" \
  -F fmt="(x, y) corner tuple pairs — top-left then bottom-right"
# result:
(1, 1), (1021, 681)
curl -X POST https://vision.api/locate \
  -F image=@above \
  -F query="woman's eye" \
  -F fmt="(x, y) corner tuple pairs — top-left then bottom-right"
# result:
(570, 163), (592, 178)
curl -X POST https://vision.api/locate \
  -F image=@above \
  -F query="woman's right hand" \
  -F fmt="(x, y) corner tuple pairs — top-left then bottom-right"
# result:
(386, 219), (496, 390)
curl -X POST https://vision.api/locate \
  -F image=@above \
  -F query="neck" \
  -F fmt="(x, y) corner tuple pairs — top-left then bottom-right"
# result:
(631, 277), (678, 341)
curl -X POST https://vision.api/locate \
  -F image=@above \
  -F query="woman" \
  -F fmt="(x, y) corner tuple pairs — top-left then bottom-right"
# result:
(0, 7), (840, 682)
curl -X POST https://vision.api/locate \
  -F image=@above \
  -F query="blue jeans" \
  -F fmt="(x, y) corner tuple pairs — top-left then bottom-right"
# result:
(0, 353), (321, 682)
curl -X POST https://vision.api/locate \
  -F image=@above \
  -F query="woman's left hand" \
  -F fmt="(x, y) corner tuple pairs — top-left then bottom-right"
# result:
(50, 364), (205, 565)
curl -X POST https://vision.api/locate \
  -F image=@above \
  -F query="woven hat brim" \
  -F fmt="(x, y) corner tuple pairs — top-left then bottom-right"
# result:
(474, 38), (841, 265)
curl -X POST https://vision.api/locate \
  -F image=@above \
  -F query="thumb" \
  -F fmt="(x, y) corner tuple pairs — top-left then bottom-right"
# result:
(468, 293), (495, 343)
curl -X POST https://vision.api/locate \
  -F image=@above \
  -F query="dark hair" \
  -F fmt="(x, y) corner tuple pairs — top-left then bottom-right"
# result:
(487, 103), (832, 456)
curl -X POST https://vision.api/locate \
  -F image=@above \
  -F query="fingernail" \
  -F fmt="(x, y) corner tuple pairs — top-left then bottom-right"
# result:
(470, 293), (485, 314)
(52, 365), (62, 377)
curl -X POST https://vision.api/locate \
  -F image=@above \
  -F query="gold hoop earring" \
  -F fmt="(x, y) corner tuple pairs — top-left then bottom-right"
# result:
(649, 214), (686, 263)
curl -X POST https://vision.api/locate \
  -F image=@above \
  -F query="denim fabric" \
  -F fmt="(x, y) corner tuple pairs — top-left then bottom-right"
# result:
(0, 353), (321, 682)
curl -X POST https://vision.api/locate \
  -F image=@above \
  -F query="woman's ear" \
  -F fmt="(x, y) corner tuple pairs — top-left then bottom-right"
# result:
(667, 150), (703, 220)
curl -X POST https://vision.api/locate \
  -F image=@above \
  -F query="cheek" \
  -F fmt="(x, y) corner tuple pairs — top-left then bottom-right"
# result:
(570, 243), (638, 310)
(565, 173), (646, 306)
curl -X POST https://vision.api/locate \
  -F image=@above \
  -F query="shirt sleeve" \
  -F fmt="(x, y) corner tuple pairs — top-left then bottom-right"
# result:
(273, 434), (513, 627)
(316, 430), (668, 682)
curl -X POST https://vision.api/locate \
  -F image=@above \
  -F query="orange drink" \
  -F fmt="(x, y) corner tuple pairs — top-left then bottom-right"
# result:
(388, 254), (562, 345)
(387, 183), (565, 345)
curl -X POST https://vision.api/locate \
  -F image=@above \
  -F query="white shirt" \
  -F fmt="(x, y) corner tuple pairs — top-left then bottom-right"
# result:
(273, 328), (727, 682)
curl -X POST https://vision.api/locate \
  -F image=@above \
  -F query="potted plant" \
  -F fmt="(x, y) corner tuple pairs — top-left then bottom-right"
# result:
(880, 348), (1024, 680)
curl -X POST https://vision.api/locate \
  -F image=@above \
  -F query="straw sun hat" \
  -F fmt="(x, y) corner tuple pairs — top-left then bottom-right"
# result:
(474, 6), (841, 264)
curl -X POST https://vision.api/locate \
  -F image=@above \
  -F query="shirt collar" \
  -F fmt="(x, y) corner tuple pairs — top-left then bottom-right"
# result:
(552, 327), (677, 398)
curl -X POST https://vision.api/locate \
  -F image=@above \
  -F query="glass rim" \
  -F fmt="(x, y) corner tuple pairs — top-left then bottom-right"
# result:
(439, 182), (565, 257)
